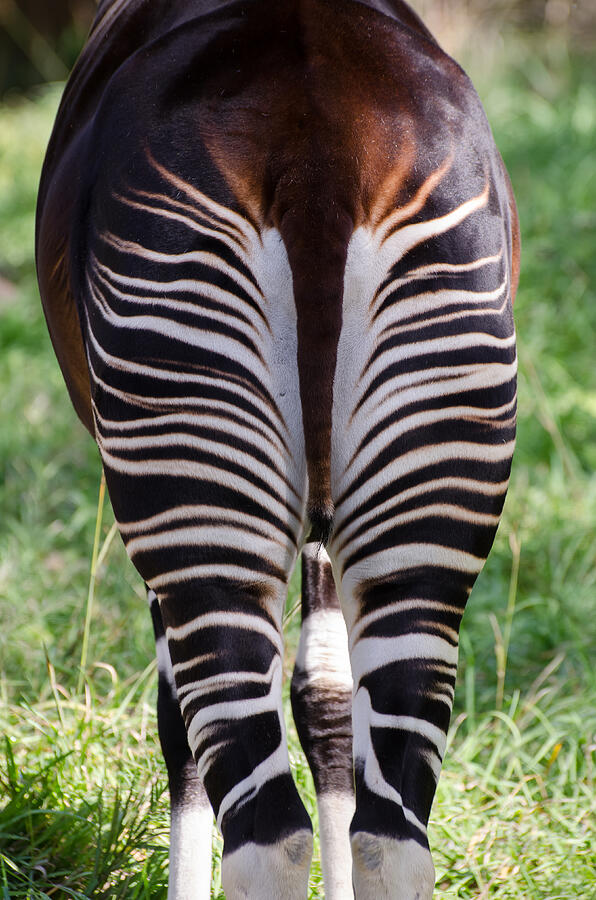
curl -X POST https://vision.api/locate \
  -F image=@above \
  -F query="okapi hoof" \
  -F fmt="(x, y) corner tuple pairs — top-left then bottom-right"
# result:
(351, 833), (435, 900)
(221, 830), (313, 899)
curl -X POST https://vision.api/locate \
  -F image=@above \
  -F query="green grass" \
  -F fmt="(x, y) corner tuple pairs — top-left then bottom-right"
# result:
(1, 29), (595, 899)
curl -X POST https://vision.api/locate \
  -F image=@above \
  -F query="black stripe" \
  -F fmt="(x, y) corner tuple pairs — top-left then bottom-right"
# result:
(335, 456), (511, 531)
(355, 342), (516, 414)
(348, 380), (516, 466)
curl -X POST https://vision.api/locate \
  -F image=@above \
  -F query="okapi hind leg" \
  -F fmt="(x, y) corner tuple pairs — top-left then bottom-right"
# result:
(147, 587), (213, 900)
(290, 544), (355, 900)
(159, 577), (313, 900)
(338, 572), (472, 900)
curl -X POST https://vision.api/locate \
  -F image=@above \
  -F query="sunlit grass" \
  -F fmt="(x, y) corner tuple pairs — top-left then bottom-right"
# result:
(0, 668), (169, 899)
(1, 28), (595, 900)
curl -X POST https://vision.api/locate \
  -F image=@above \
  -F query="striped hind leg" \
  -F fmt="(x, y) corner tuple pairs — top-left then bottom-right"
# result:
(328, 171), (517, 896)
(147, 587), (212, 900)
(82, 154), (316, 895)
(337, 570), (468, 900)
(330, 483), (513, 899)
(158, 574), (312, 900)
(290, 543), (354, 900)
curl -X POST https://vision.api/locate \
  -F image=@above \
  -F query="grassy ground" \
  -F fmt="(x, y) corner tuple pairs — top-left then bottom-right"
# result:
(1, 25), (595, 900)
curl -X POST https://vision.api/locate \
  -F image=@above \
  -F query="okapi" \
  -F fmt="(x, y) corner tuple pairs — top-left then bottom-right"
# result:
(37, 0), (519, 897)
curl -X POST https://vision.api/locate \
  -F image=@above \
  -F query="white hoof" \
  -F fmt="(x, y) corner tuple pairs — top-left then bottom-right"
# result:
(351, 834), (435, 900)
(222, 830), (313, 899)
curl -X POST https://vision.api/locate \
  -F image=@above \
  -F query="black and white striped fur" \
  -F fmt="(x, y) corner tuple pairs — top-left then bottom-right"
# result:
(37, 1), (519, 897)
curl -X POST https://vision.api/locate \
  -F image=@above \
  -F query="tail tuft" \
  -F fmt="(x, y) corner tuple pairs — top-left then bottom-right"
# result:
(307, 500), (335, 547)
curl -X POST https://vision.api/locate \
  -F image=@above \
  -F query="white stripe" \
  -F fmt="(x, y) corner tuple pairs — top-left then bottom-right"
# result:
(372, 154), (454, 238)
(96, 444), (300, 527)
(338, 503), (500, 564)
(147, 155), (261, 241)
(360, 361), (516, 422)
(341, 542), (485, 585)
(213, 731), (289, 831)
(376, 290), (509, 341)
(342, 399), (516, 486)
(371, 278), (507, 329)
(177, 657), (279, 713)
(334, 476), (508, 548)
(87, 354), (287, 441)
(352, 689), (427, 836)
(349, 598), (463, 648)
(99, 233), (264, 305)
(150, 562), (287, 591)
(97, 407), (283, 454)
(172, 653), (217, 677)
(376, 185), (490, 272)
(127, 181), (250, 247)
(336, 439), (516, 522)
(167, 611), (282, 651)
(359, 330), (516, 401)
(100, 431), (294, 503)
(118, 504), (277, 538)
(189, 658), (289, 829)
(367, 708), (447, 759)
(92, 259), (265, 336)
(115, 192), (249, 258)
(386, 250), (503, 286)
(126, 525), (285, 568)
(87, 278), (267, 368)
(350, 631), (459, 682)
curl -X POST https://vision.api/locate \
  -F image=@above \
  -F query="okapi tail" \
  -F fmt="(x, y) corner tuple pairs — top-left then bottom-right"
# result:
(278, 200), (353, 545)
